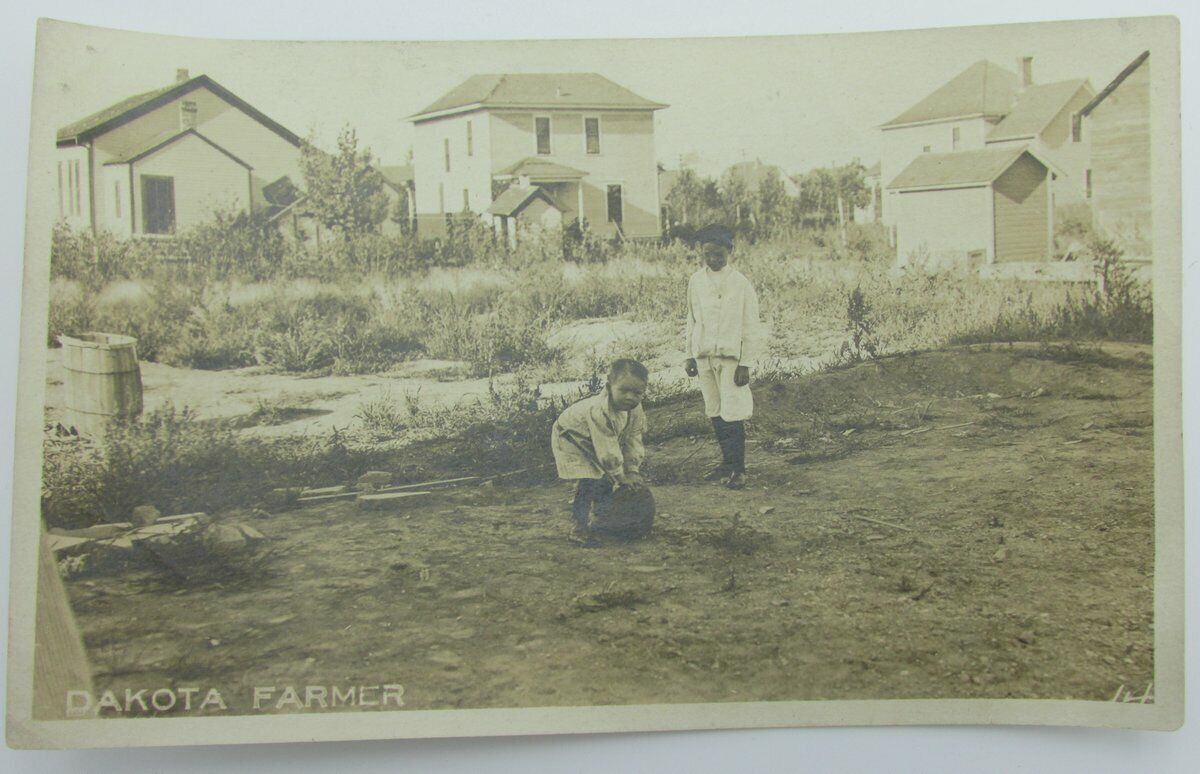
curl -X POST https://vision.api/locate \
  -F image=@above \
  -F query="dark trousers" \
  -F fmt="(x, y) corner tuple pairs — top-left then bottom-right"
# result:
(572, 477), (613, 528)
(711, 417), (746, 473)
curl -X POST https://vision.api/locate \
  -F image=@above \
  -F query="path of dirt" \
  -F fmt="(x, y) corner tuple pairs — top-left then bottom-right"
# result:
(64, 343), (1155, 714)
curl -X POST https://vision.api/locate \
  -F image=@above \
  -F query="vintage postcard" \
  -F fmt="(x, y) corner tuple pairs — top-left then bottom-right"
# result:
(6, 15), (1182, 748)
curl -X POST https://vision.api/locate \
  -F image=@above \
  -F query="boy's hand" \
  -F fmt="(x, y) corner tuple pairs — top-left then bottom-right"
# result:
(734, 365), (751, 387)
(624, 471), (646, 489)
(684, 358), (699, 377)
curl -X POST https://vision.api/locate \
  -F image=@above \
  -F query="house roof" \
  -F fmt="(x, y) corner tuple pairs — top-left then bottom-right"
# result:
(496, 157), (587, 181)
(379, 165), (414, 191)
(987, 79), (1091, 141)
(887, 145), (1047, 191)
(724, 159), (791, 194)
(487, 185), (566, 217)
(882, 60), (1019, 128)
(56, 74), (302, 148)
(1080, 50), (1150, 118)
(410, 73), (668, 121)
(100, 128), (253, 169)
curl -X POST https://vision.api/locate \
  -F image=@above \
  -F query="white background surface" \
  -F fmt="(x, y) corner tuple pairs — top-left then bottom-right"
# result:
(1, 1), (1195, 770)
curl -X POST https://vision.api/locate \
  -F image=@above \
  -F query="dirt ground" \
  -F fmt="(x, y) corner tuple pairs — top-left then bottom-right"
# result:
(64, 343), (1155, 714)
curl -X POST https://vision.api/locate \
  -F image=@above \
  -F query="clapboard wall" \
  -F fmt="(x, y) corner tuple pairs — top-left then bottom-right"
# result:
(1087, 56), (1152, 260)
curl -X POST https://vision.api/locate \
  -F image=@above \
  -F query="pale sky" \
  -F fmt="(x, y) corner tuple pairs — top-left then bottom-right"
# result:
(37, 18), (1158, 178)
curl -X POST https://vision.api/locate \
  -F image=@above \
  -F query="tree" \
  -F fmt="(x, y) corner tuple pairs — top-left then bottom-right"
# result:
(298, 126), (391, 235)
(757, 167), (789, 232)
(791, 161), (869, 231)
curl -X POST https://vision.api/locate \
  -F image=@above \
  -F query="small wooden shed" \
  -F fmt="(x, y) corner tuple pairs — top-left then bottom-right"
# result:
(888, 146), (1055, 269)
(487, 185), (566, 247)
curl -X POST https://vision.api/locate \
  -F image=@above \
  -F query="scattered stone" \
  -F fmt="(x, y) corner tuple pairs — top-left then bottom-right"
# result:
(267, 614), (296, 626)
(237, 525), (267, 541)
(358, 491), (432, 510)
(131, 505), (161, 527)
(992, 547), (1008, 562)
(357, 471), (394, 488)
(49, 523), (133, 540)
(759, 506), (776, 515)
(157, 512), (208, 525)
(1017, 630), (1036, 645)
(202, 523), (248, 554)
(266, 488), (304, 509)
(1025, 387), (1046, 398)
(301, 485), (349, 498)
(46, 535), (94, 555)
(448, 587), (485, 600)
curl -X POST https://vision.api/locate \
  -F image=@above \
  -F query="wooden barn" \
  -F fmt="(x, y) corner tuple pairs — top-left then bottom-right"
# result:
(1080, 51), (1152, 260)
(888, 146), (1054, 269)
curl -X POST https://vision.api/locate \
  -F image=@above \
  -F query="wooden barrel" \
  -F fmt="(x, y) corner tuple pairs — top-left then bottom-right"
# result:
(58, 332), (144, 437)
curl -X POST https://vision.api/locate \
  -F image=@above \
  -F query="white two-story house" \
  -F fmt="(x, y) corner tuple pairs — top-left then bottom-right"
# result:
(879, 58), (1095, 228)
(408, 73), (668, 242)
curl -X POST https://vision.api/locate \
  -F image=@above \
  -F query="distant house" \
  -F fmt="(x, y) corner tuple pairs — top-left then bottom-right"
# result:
(55, 69), (303, 238)
(887, 146), (1054, 269)
(1078, 52), (1152, 260)
(269, 163), (413, 250)
(855, 162), (882, 224)
(879, 58), (1094, 226)
(408, 73), (668, 242)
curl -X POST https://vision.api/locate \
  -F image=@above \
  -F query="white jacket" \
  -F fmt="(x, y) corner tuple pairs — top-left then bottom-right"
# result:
(685, 267), (764, 366)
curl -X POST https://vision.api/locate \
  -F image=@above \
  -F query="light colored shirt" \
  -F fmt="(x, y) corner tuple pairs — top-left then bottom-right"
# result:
(685, 267), (764, 365)
(551, 391), (646, 480)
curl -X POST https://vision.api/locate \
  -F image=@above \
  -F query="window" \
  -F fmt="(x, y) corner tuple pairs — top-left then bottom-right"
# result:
(606, 184), (623, 224)
(140, 175), (175, 234)
(535, 116), (551, 155)
(466, 121), (473, 157)
(951, 126), (961, 151)
(1071, 113), (1083, 143)
(444, 138), (451, 172)
(462, 188), (470, 212)
(438, 182), (445, 214)
(114, 180), (121, 219)
(922, 145), (932, 153)
(60, 159), (83, 217)
(585, 116), (601, 154)
(72, 160), (81, 215)
(1085, 169), (1092, 200)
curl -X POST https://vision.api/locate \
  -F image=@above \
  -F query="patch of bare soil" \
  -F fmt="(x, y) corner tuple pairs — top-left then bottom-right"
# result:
(65, 343), (1154, 714)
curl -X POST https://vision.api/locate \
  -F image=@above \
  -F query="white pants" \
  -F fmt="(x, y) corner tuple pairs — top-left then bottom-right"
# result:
(696, 356), (753, 422)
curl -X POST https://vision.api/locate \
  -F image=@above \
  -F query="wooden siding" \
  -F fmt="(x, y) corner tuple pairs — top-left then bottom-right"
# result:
(894, 185), (992, 268)
(993, 154), (1050, 262)
(130, 134), (249, 233)
(1087, 59), (1151, 259)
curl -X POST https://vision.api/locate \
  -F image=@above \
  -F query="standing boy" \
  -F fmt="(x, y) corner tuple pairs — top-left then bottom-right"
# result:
(683, 224), (763, 490)
(551, 359), (648, 543)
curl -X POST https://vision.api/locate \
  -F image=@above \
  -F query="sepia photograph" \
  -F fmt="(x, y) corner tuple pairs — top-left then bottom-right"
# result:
(4, 10), (1184, 750)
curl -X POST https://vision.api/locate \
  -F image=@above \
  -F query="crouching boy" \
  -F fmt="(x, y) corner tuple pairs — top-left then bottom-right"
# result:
(551, 358), (649, 544)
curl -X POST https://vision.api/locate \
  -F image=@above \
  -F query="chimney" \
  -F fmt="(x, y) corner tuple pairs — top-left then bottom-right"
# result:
(179, 100), (198, 130)
(1019, 56), (1034, 89)
(176, 68), (190, 83)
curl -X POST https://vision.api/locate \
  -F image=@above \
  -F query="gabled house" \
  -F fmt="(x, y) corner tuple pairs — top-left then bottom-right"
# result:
(408, 73), (668, 241)
(1077, 51), (1152, 260)
(887, 146), (1056, 268)
(879, 58), (1094, 226)
(55, 69), (303, 238)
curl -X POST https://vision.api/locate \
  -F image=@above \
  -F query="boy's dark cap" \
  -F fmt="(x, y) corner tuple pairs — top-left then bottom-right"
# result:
(695, 223), (734, 249)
